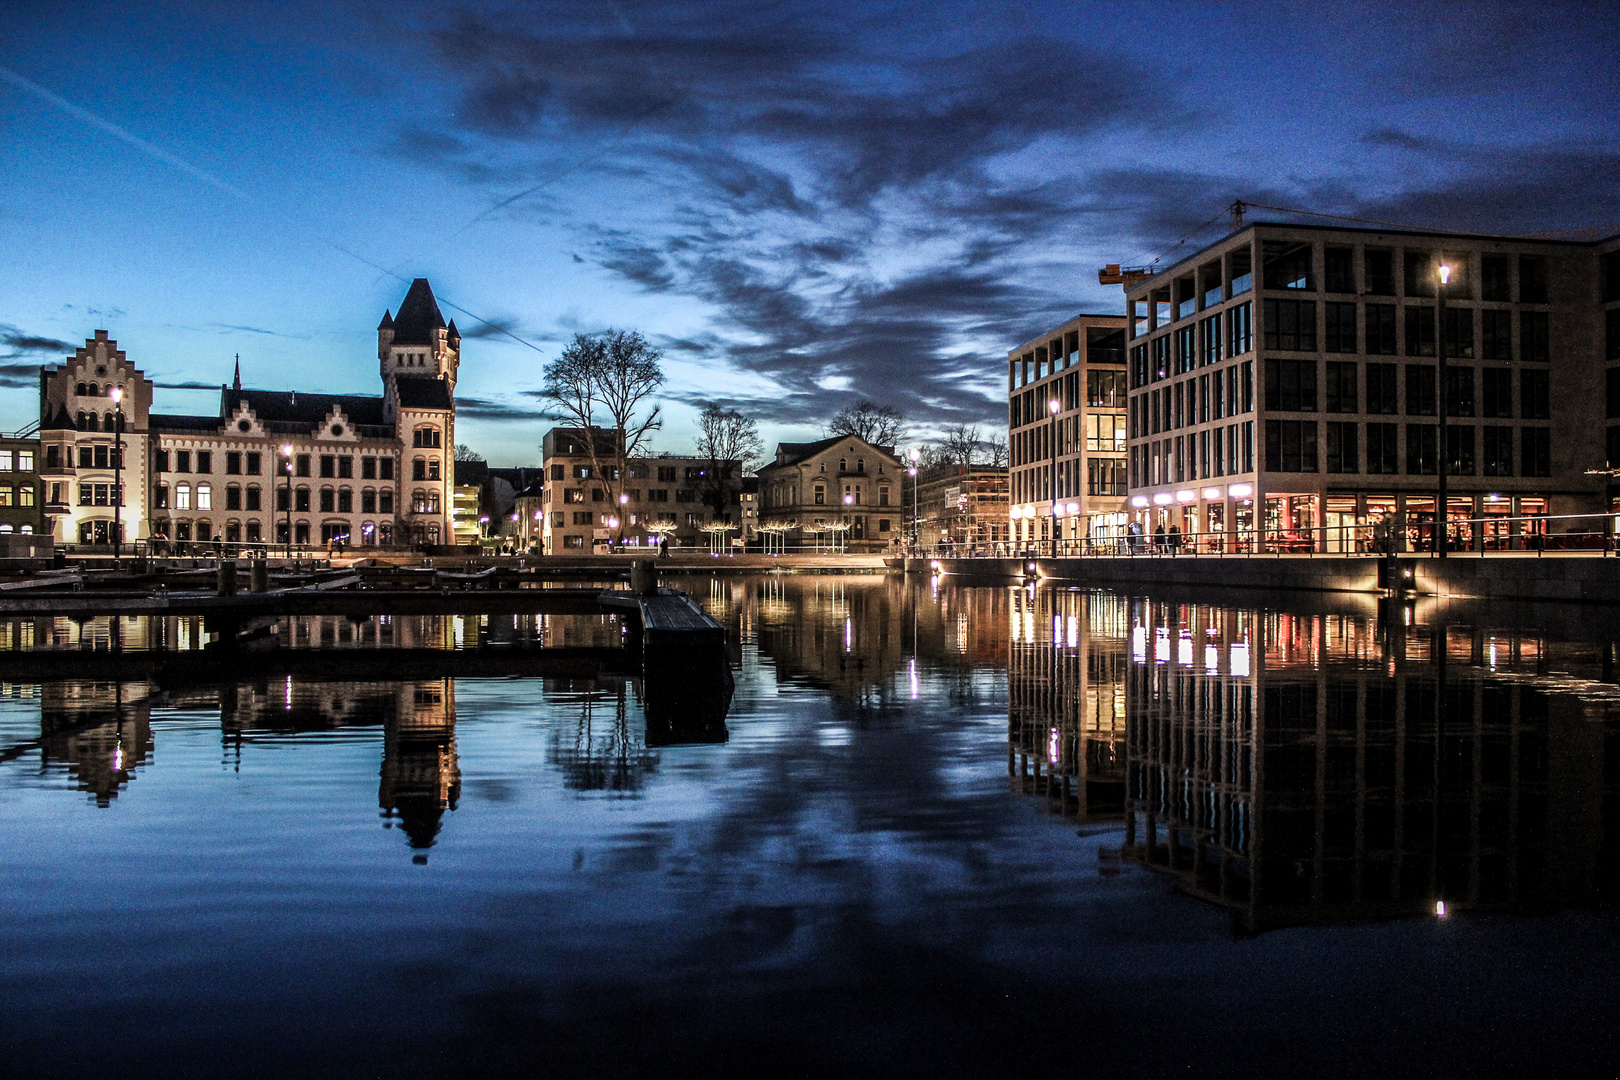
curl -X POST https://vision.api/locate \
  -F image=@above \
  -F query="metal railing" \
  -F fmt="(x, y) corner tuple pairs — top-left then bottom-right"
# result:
(910, 510), (1620, 559)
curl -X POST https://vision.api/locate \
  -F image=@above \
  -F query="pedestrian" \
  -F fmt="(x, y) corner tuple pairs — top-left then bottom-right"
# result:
(659, 535), (670, 559)
(1153, 523), (1166, 553)
(1168, 524), (1181, 553)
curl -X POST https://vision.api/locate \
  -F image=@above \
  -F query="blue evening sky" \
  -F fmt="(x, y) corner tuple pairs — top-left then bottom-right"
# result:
(3, 1), (1616, 464)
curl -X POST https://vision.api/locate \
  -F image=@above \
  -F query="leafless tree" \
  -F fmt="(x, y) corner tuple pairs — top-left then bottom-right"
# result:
(936, 423), (982, 466)
(539, 330), (664, 541)
(826, 400), (904, 447)
(985, 433), (1008, 468)
(453, 443), (482, 462)
(695, 402), (763, 520)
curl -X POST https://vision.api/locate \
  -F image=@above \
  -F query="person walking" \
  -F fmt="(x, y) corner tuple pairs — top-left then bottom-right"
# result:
(1168, 523), (1182, 553)
(1153, 523), (1167, 554)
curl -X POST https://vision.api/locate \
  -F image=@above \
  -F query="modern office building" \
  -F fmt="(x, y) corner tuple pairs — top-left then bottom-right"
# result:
(1124, 222), (1620, 551)
(538, 427), (743, 553)
(1006, 313), (1129, 551)
(756, 435), (904, 553)
(38, 278), (459, 550)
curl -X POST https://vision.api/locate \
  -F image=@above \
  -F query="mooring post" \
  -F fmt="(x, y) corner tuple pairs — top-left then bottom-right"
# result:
(631, 558), (657, 596)
(216, 559), (237, 597)
(250, 558), (269, 593)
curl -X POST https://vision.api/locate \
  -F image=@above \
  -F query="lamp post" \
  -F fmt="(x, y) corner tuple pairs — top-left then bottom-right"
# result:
(281, 444), (293, 560)
(907, 447), (921, 552)
(109, 385), (124, 560)
(842, 491), (854, 554)
(1048, 396), (1061, 558)
(1436, 262), (1451, 559)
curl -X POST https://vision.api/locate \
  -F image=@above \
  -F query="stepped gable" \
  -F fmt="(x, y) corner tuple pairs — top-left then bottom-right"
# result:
(389, 279), (447, 346)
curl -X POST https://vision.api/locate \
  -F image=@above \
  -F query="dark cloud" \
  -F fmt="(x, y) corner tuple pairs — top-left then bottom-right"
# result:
(153, 380), (226, 391)
(454, 395), (546, 421)
(205, 323), (310, 338)
(1, 325), (71, 357)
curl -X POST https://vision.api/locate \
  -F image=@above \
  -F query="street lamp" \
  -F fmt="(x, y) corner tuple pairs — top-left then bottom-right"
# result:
(1436, 261), (1451, 559)
(907, 447), (921, 552)
(109, 385), (124, 559)
(281, 444), (293, 559)
(1048, 396), (1061, 558)
(842, 491), (854, 554)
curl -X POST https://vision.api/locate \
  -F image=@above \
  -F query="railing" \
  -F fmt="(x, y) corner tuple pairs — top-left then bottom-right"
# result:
(911, 511), (1620, 559)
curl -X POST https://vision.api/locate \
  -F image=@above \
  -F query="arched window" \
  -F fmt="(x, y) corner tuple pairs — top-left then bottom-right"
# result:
(175, 483), (192, 510)
(412, 458), (426, 481)
(88, 383), (98, 396)
(839, 457), (846, 471)
(196, 483), (211, 510)
(857, 458), (864, 473)
(103, 413), (116, 432)
(75, 382), (87, 396)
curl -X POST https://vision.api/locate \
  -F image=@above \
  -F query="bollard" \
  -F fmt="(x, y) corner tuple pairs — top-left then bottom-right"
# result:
(250, 559), (269, 593)
(631, 559), (657, 595)
(216, 559), (238, 597)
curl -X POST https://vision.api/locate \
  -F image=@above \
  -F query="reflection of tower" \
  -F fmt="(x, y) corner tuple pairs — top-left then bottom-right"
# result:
(379, 678), (459, 858)
(40, 681), (154, 806)
(1007, 586), (1127, 821)
(1121, 602), (1619, 933)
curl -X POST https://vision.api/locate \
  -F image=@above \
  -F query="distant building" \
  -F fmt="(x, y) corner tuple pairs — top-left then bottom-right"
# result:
(1007, 314), (1129, 552)
(37, 278), (461, 550)
(739, 476), (760, 542)
(0, 431), (43, 538)
(539, 427), (742, 553)
(1123, 222), (1620, 551)
(912, 463), (1009, 549)
(756, 435), (903, 552)
(451, 458), (487, 545)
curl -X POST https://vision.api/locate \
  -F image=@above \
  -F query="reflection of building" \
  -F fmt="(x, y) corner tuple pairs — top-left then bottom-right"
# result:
(914, 464), (1008, 549)
(757, 435), (903, 552)
(1121, 598), (1620, 932)
(39, 278), (458, 549)
(379, 678), (460, 854)
(1008, 586), (1127, 821)
(1007, 314), (1129, 550)
(40, 681), (154, 806)
(1123, 224), (1620, 552)
(754, 576), (907, 703)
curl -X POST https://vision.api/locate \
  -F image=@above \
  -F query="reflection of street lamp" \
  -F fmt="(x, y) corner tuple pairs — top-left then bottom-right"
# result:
(109, 385), (124, 558)
(1436, 261), (1451, 559)
(1048, 397), (1061, 557)
(281, 444), (293, 558)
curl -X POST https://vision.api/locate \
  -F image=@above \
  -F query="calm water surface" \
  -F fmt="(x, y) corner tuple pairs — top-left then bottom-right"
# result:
(2, 575), (1618, 1078)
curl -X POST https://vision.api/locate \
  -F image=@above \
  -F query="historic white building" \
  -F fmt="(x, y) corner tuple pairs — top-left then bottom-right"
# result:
(39, 278), (459, 550)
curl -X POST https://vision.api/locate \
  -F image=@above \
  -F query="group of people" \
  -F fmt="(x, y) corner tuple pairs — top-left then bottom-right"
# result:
(1124, 520), (1182, 554)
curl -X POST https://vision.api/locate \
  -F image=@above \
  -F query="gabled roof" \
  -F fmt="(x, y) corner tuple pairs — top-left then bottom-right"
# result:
(223, 387), (387, 427)
(151, 413), (224, 433)
(389, 279), (447, 345)
(42, 405), (76, 431)
(395, 376), (452, 411)
(769, 435), (897, 468)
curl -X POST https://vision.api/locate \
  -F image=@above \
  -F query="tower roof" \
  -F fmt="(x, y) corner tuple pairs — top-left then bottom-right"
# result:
(389, 279), (446, 345)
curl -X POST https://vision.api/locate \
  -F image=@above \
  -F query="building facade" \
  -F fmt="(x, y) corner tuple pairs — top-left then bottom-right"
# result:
(38, 279), (458, 550)
(1007, 314), (1129, 552)
(756, 435), (903, 553)
(913, 464), (1009, 550)
(1123, 223), (1620, 552)
(538, 427), (743, 553)
(0, 433), (44, 537)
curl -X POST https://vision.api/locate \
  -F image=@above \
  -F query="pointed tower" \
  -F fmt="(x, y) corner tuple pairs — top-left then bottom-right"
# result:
(378, 279), (458, 394)
(232, 354), (241, 392)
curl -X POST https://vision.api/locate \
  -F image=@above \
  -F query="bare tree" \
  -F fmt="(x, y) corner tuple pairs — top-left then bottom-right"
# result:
(936, 423), (982, 466)
(695, 402), (763, 521)
(985, 433), (1008, 468)
(826, 400), (904, 446)
(539, 330), (664, 541)
(454, 443), (482, 462)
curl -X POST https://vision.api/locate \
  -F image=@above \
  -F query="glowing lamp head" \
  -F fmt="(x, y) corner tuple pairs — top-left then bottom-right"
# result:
(1065, 501), (1079, 515)
(1438, 264), (1452, 285)
(908, 447), (921, 463)
(110, 386), (122, 405)
(843, 493), (853, 505)
(1048, 398), (1061, 414)
(281, 444), (293, 458)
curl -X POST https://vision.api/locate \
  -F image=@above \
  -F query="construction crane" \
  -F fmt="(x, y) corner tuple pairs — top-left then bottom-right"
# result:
(1097, 264), (1156, 287)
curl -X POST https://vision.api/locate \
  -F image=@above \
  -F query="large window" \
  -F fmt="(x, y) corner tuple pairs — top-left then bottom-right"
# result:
(1227, 302), (1253, 356)
(1518, 256), (1548, 303)
(1483, 426), (1513, 476)
(1264, 420), (1318, 472)
(1367, 423), (1399, 474)
(1444, 368), (1474, 417)
(1365, 304), (1397, 355)
(1086, 414), (1126, 452)
(1481, 255), (1511, 302)
(1441, 308), (1474, 358)
(1265, 359), (1317, 411)
(1175, 326), (1195, 374)
(1405, 365), (1436, 415)
(1198, 313), (1222, 367)
(1086, 458), (1127, 496)
(1263, 299), (1316, 351)
(1325, 362), (1357, 413)
(1326, 423), (1357, 473)
(1444, 427), (1475, 475)
(1364, 250), (1395, 296)
(1481, 310), (1513, 360)
(1086, 369), (1126, 407)
(1324, 247), (1354, 293)
(1324, 302), (1356, 353)
(1403, 250), (1434, 297)
(1521, 428), (1550, 476)
(1406, 424), (1438, 475)
(1521, 311), (1550, 362)
(175, 483), (191, 510)
(1404, 306), (1436, 356)
(1262, 242), (1313, 290)
(1483, 368), (1514, 418)
(1520, 369), (1550, 419)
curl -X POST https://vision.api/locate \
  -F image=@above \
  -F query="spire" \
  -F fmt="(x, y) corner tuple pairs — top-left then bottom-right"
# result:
(232, 353), (241, 391)
(446, 318), (460, 344)
(378, 309), (394, 331)
(389, 279), (447, 345)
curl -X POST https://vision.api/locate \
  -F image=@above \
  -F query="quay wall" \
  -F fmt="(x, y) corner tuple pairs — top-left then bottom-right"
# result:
(900, 555), (1620, 604)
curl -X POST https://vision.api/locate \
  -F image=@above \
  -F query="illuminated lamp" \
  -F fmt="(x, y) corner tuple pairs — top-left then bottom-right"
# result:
(1152, 493), (1173, 506)
(1023, 504), (1035, 517)
(1202, 487), (1222, 500)
(1175, 490), (1195, 503)
(1130, 496), (1149, 508)
(1229, 483), (1253, 498)
(1009, 506), (1022, 519)
(1052, 503), (1065, 517)
(1065, 501), (1079, 515)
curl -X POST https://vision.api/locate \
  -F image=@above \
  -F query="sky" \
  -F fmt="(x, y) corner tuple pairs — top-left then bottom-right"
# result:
(2, 0), (1618, 466)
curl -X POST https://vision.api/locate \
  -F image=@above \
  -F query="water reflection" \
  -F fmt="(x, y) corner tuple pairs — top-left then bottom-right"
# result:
(1007, 584), (1620, 932)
